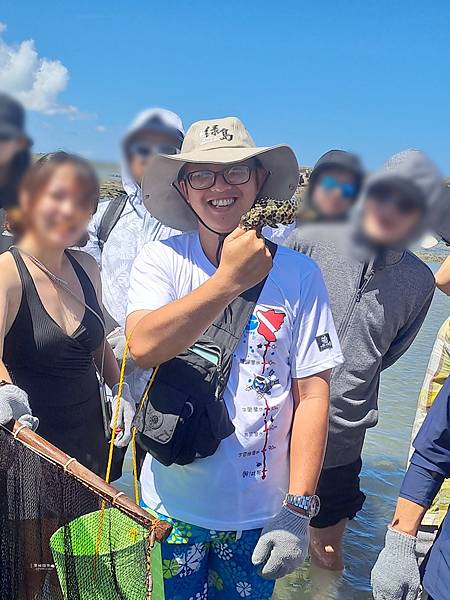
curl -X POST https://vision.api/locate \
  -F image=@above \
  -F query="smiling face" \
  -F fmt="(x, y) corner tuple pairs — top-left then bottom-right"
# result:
(21, 161), (97, 249)
(179, 161), (263, 234)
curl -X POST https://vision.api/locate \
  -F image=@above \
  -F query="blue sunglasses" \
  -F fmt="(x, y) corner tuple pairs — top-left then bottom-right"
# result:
(320, 176), (357, 200)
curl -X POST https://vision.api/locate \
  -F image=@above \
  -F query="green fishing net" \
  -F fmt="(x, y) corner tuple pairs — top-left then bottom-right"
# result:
(50, 508), (164, 600)
(0, 427), (165, 600)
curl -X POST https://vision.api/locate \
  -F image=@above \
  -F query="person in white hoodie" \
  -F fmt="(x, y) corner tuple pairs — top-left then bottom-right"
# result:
(84, 108), (185, 451)
(85, 108), (185, 328)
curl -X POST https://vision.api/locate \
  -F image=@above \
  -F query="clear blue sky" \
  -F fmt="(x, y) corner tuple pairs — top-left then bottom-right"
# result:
(1, 0), (449, 172)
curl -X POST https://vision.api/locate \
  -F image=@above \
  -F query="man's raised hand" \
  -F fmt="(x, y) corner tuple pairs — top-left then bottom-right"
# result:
(215, 227), (272, 294)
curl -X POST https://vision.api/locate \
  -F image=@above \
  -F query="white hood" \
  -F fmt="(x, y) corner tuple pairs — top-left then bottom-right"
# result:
(120, 107), (185, 203)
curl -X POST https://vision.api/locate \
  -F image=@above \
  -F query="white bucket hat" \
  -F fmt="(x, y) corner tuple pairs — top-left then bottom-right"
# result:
(142, 116), (299, 231)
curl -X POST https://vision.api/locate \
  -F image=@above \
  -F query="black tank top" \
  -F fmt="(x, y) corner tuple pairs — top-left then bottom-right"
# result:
(3, 248), (115, 477)
(4, 248), (104, 394)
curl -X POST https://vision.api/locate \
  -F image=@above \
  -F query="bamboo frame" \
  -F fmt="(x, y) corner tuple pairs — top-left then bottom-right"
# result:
(3, 420), (172, 543)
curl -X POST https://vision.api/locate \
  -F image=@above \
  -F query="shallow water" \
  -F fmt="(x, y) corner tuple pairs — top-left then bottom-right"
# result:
(275, 263), (448, 599)
(117, 263), (448, 599)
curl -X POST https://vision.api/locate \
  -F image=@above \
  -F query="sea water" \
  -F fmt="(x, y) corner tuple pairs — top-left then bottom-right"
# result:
(117, 263), (449, 599)
(275, 263), (449, 598)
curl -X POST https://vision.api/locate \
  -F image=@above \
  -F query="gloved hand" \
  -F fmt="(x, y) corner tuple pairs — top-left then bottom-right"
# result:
(252, 506), (310, 579)
(0, 384), (39, 431)
(371, 527), (420, 600)
(415, 527), (437, 565)
(107, 326), (137, 376)
(110, 382), (135, 448)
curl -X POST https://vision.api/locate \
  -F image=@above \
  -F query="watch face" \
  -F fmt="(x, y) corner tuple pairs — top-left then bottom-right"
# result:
(309, 495), (321, 518)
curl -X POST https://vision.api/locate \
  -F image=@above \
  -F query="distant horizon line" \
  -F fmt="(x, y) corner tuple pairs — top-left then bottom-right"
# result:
(32, 154), (450, 181)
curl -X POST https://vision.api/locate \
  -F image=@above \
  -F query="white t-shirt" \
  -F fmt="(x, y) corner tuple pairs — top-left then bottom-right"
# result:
(127, 232), (344, 531)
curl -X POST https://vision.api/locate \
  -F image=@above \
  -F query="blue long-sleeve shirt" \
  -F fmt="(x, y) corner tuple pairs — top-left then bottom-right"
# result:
(400, 376), (450, 600)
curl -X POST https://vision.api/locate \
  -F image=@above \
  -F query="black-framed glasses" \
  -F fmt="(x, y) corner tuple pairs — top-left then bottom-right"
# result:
(128, 142), (180, 158)
(186, 165), (252, 190)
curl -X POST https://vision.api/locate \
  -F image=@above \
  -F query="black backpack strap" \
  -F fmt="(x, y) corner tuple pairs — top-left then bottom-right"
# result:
(97, 193), (128, 252)
(206, 239), (278, 355)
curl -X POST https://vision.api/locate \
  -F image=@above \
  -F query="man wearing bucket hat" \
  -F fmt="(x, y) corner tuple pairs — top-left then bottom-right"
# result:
(125, 117), (344, 598)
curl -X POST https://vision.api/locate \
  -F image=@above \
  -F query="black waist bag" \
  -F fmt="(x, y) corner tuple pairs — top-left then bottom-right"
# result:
(133, 240), (277, 467)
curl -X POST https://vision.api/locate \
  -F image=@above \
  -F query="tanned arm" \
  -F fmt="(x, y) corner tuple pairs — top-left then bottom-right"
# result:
(436, 255), (450, 295)
(126, 228), (272, 368)
(288, 371), (330, 496)
(389, 497), (428, 537)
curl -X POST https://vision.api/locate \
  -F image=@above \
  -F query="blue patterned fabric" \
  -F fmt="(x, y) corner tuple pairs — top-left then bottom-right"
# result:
(143, 507), (275, 600)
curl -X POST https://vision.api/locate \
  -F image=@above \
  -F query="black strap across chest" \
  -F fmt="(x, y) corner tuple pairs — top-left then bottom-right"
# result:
(97, 193), (128, 251)
(205, 239), (277, 356)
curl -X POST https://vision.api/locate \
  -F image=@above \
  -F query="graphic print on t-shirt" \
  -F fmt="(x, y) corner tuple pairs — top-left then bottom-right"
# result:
(244, 307), (286, 480)
(130, 234), (344, 530)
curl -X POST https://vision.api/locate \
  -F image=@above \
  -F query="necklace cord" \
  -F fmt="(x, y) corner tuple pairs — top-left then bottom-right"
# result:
(12, 246), (107, 379)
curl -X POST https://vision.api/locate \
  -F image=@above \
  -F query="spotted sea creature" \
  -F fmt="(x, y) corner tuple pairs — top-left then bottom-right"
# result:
(239, 197), (297, 230)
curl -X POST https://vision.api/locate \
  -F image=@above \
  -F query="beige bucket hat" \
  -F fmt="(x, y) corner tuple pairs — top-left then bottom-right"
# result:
(142, 116), (299, 231)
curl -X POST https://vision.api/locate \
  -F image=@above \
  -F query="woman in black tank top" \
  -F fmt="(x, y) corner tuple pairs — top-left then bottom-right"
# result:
(0, 153), (130, 480)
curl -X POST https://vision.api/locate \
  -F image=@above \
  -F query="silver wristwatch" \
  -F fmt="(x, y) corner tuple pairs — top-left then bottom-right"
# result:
(284, 493), (321, 518)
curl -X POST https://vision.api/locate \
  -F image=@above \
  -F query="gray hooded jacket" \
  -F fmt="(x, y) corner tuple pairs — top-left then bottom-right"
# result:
(287, 150), (442, 469)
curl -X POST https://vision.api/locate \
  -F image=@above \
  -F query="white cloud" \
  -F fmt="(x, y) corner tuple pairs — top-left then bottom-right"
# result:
(0, 22), (83, 117)
(96, 125), (107, 132)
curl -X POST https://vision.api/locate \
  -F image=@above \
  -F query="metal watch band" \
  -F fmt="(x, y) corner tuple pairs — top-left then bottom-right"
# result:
(284, 493), (321, 518)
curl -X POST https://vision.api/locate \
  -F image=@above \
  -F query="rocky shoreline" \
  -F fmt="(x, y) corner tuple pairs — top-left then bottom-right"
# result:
(99, 179), (448, 263)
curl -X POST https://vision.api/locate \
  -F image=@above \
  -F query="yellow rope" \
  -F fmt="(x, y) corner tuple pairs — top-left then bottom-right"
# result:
(131, 365), (159, 505)
(95, 329), (160, 586)
(104, 332), (131, 484)
(95, 330), (134, 566)
(131, 429), (140, 505)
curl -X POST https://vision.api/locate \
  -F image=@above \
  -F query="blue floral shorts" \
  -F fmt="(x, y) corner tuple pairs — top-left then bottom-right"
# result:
(155, 512), (275, 600)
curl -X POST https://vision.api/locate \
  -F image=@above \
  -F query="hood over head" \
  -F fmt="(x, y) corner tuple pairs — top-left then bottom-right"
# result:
(304, 149), (364, 217)
(357, 149), (446, 250)
(120, 108), (185, 199)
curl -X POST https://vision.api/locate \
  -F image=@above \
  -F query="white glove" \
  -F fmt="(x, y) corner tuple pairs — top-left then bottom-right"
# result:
(371, 527), (421, 600)
(110, 382), (135, 447)
(252, 506), (310, 579)
(107, 326), (137, 376)
(0, 384), (39, 431)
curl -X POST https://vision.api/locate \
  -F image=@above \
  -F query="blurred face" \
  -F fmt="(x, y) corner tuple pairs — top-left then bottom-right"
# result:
(22, 164), (95, 248)
(127, 130), (181, 184)
(0, 135), (27, 169)
(362, 186), (423, 246)
(179, 161), (263, 234)
(312, 168), (357, 218)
